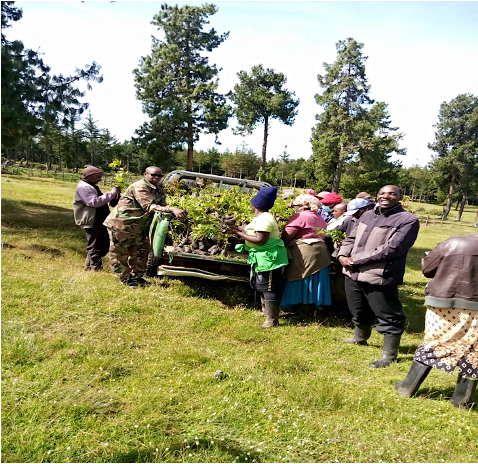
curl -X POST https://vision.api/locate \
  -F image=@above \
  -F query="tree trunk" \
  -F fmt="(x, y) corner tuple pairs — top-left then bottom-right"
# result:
(261, 117), (269, 173)
(187, 114), (194, 171)
(442, 172), (456, 220)
(332, 143), (345, 193)
(456, 193), (468, 221)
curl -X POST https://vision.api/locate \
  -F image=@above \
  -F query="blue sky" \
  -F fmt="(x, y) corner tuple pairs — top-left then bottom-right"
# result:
(7, 1), (478, 168)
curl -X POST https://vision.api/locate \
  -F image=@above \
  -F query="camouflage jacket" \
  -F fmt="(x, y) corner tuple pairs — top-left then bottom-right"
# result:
(104, 178), (170, 233)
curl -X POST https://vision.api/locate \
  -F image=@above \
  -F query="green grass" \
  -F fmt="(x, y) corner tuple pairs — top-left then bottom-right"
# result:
(2, 174), (477, 463)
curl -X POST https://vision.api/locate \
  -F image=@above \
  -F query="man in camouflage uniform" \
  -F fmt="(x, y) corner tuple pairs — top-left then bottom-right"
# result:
(104, 166), (187, 288)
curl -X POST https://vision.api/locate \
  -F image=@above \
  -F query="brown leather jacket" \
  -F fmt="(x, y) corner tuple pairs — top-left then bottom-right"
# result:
(422, 234), (478, 311)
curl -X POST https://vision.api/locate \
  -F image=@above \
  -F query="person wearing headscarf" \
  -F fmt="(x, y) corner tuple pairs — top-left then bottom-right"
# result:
(73, 165), (121, 271)
(224, 186), (288, 328)
(279, 194), (331, 318)
(319, 192), (344, 223)
(395, 234), (478, 409)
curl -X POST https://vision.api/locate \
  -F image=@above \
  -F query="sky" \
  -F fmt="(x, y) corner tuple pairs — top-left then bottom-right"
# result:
(6, 1), (478, 168)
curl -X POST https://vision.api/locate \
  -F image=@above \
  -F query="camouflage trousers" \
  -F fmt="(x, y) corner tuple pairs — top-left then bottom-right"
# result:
(107, 228), (150, 282)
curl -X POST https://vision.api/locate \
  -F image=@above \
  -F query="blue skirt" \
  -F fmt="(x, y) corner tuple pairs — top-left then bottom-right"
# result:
(280, 267), (331, 308)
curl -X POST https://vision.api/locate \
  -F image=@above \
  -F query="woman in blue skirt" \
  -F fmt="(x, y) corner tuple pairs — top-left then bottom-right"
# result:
(280, 194), (332, 318)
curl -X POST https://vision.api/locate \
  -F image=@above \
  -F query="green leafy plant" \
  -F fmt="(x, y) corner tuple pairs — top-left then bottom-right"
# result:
(316, 228), (346, 243)
(108, 159), (131, 189)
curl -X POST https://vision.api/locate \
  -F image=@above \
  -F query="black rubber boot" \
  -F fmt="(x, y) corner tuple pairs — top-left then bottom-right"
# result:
(90, 257), (103, 271)
(450, 375), (477, 410)
(261, 300), (279, 328)
(395, 361), (432, 397)
(260, 296), (266, 316)
(370, 334), (401, 368)
(343, 325), (372, 345)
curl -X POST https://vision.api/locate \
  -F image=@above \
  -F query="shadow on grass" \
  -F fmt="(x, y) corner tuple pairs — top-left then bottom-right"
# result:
(1, 198), (74, 231)
(152, 276), (257, 308)
(110, 437), (262, 463)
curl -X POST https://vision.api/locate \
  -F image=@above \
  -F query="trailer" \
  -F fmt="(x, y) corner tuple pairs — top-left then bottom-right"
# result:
(146, 211), (250, 283)
(151, 246), (250, 283)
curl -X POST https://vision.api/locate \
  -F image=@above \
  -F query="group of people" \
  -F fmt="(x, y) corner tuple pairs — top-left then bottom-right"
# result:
(74, 165), (477, 409)
(224, 184), (477, 408)
(74, 165), (186, 289)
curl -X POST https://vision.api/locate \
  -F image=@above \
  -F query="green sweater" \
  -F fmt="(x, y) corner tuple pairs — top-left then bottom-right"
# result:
(235, 238), (288, 272)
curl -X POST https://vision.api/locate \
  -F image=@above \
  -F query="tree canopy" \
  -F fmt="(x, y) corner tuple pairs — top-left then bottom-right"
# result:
(310, 38), (404, 194)
(1, 2), (102, 156)
(228, 64), (299, 173)
(428, 93), (478, 219)
(133, 3), (231, 171)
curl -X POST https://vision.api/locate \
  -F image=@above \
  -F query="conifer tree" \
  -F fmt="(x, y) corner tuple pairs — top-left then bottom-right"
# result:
(311, 38), (403, 193)
(134, 3), (230, 170)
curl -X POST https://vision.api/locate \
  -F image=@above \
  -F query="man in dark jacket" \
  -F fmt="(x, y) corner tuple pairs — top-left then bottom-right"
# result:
(337, 185), (420, 368)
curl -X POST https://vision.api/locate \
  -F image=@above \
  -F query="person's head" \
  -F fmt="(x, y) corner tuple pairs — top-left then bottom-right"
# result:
(303, 189), (317, 198)
(343, 198), (370, 219)
(332, 202), (347, 219)
(356, 191), (373, 201)
(319, 192), (344, 212)
(292, 194), (321, 212)
(316, 191), (331, 201)
(377, 185), (402, 210)
(82, 165), (103, 185)
(144, 166), (163, 186)
(250, 186), (278, 212)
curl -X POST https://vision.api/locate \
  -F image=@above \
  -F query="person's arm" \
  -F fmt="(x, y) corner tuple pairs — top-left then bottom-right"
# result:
(133, 183), (187, 220)
(281, 228), (298, 245)
(421, 241), (445, 278)
(77, 183), (120, 208)
(234, 229), (270, 246)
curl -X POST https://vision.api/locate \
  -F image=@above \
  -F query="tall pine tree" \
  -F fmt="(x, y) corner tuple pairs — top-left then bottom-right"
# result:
(310, 38), (404, 193)
(134, 3), (230, 170)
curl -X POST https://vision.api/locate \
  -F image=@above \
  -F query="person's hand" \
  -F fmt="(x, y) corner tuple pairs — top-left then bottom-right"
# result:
(338, 256), (355, 270)
(170, 207), (187, 220)
(223, 224), (240, 235)
(112, 186), (121, 195)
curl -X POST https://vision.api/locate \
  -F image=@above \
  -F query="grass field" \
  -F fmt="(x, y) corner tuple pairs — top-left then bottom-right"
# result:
(1, 174), (477, 463)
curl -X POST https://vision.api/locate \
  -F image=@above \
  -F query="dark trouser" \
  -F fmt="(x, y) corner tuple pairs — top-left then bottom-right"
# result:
(251, 267), (286, 301)
(344, 276), (405, 336)
(84, 226), (110, 267)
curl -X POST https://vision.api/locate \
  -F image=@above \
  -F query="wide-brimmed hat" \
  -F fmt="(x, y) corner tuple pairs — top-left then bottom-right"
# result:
(320, 192), (343, 204)
(251, 186), (278, 211)
(343, 198), (370, 216)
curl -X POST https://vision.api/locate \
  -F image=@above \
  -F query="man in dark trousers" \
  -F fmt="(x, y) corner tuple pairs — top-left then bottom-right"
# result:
(337, 185), (420, 368)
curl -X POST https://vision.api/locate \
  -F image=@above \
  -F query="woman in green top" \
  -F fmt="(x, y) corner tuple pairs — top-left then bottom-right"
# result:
(225, 186), (288, 328)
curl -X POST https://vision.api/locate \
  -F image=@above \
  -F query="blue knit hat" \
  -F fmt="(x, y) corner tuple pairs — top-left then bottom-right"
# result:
(251, 186), (278, 211)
